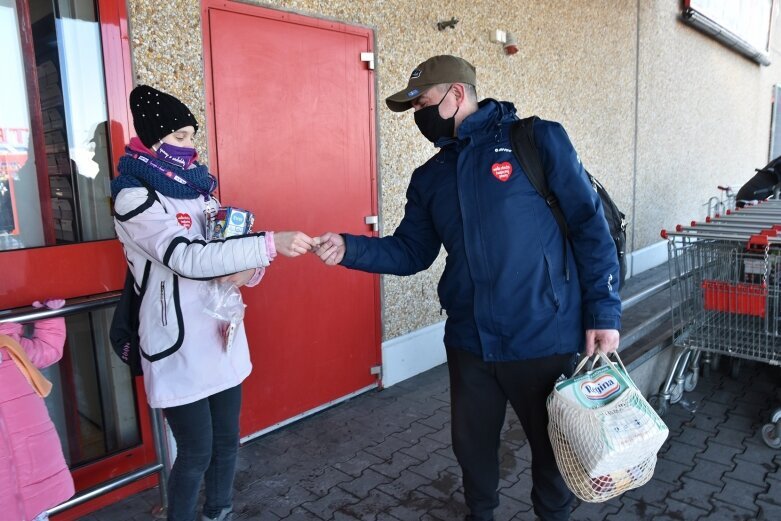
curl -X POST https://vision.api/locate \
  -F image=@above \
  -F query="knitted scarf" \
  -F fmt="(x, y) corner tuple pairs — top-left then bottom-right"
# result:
(111, 148), (217, 200)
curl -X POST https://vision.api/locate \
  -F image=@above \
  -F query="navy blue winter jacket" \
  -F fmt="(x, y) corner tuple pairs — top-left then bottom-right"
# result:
(342, 99), (622, 361)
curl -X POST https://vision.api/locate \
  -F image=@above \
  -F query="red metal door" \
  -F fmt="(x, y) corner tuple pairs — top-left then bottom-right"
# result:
(202, 2), (381, 438)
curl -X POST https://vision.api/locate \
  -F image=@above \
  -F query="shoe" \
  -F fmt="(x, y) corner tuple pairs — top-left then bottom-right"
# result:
(201, 507), (233, 521)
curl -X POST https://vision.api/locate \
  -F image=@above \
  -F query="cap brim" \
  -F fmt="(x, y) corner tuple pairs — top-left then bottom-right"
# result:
(385, 84), (435, 112)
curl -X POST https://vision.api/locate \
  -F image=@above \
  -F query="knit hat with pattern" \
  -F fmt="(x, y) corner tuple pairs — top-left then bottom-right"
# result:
(129, 85), (199, 147)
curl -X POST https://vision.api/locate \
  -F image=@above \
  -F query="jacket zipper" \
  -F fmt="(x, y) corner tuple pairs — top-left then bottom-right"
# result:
(543, 253), (561, 308)
(160, 281), (168, 326)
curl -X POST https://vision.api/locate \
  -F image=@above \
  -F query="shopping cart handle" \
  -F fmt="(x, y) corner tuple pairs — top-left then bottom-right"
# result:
(705, 216), (711, 223)
(676, 224), (684, 232)
(690, 221), (697, 227)
(748, 234), (770, 250)
(660, 229), (668, 239)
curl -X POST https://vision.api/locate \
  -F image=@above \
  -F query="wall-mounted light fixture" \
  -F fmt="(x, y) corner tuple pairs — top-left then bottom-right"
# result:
(681, 8), (770, 66)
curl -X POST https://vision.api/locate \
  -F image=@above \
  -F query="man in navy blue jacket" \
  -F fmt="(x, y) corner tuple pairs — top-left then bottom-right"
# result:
(316, 55), (621, 521)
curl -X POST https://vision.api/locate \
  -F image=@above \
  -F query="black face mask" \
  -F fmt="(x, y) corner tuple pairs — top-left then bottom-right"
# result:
(414, 86), (459, 143)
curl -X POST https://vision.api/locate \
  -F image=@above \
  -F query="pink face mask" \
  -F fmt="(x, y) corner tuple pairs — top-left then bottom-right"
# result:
(157, 142), (197, 168)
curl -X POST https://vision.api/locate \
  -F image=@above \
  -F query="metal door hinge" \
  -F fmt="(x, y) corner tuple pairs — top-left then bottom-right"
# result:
(365, 215), (379, 231)
(370, 365), (382, 377)
(360, 52), (375, 70)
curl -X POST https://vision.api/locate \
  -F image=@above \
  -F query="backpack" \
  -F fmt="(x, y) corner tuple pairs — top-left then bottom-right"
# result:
(110, 180), (159, 376)
(510, 117), (628, 288)
(109, 266), (148, 376)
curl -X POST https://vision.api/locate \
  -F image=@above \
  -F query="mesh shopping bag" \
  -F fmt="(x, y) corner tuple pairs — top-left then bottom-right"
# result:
(547, 352), (669, 502)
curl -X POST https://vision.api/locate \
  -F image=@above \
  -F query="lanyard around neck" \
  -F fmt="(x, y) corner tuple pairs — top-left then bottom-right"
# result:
(126, 150), (215, 201)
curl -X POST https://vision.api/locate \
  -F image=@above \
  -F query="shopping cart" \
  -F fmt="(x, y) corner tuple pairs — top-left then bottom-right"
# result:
(704, 185), (737, 218)
(657, 200), (781, 449)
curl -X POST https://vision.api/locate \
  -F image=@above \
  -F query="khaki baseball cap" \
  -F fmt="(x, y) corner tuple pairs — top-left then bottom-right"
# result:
(385, 55), (477, 112)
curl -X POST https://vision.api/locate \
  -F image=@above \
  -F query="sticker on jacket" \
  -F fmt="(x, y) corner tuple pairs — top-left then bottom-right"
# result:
(176, 213), (192, 229)
(491, 162), (512, 182)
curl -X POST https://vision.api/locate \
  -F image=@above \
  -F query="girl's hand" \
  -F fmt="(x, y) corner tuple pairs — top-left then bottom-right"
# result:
(217, 269), (256, 287)
(273, 231), (318, 257)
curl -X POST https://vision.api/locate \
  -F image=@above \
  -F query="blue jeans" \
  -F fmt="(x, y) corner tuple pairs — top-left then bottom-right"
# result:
(163, 384), (242, 521)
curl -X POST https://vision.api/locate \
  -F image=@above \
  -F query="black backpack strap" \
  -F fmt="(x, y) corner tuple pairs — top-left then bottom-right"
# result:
(511, 117), (570, 280)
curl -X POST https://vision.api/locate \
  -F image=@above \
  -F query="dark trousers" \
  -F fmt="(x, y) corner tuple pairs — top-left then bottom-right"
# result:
(163, 384), (242, 521)
(447, 348), (575, 521)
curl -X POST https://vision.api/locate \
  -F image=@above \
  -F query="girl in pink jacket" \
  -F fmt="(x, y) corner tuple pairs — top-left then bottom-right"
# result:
(0, 299), (75, 521)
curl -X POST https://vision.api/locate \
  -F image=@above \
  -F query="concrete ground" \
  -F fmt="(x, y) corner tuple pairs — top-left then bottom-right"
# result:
(84, 356), (781, 521)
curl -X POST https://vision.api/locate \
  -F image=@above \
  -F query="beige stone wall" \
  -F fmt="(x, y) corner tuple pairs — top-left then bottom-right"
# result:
(127, 0), (209, 158)
(635, 1), (781, 252)
(125, 0), (781, 340)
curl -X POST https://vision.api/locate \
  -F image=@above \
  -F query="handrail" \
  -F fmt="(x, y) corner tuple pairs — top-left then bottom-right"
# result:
(47, 463), (163, 516)
(0, 291), (121, 324)
(622, 279), (671, 311)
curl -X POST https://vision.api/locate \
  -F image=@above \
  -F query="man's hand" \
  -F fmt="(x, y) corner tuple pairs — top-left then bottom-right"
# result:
(314, 232), (346, 265)
(584, 329), (620, 356)
(217, 268), (255, 287)
(274, 231), (318, 257)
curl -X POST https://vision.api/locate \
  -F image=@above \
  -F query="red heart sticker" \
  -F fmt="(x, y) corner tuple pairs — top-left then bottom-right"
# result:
(492, 162), (512, 182)
(176, 213), (192, 229)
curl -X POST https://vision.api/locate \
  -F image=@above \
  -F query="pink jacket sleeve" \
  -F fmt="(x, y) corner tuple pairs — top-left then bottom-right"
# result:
(245, 233), (277, 288)
(0, 322), (24, 338)
(18, 317), (67, 369)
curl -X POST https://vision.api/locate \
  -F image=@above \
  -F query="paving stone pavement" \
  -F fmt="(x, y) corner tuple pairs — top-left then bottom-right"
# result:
(84, 358), (781, 521)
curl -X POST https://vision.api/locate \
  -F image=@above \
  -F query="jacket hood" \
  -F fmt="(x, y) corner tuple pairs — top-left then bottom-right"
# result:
(435, 99), (517, 148)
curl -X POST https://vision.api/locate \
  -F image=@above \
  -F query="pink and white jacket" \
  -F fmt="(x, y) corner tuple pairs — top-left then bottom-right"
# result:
(114, 178), (274, 408)
(0, 319), (74, 521)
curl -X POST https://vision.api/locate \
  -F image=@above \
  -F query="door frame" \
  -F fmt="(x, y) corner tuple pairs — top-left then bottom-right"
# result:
(3, 0), (159, 518)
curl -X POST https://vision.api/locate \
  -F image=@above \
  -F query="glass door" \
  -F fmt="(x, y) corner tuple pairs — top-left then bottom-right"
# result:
(1, 0), (115, 250)
(0, 0), (157, 519)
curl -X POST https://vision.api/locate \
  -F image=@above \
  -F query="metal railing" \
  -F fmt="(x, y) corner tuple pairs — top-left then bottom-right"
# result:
(0, 293), (169, 516)
(622, 278), (671, 311)
(0, 291), (121, 324)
